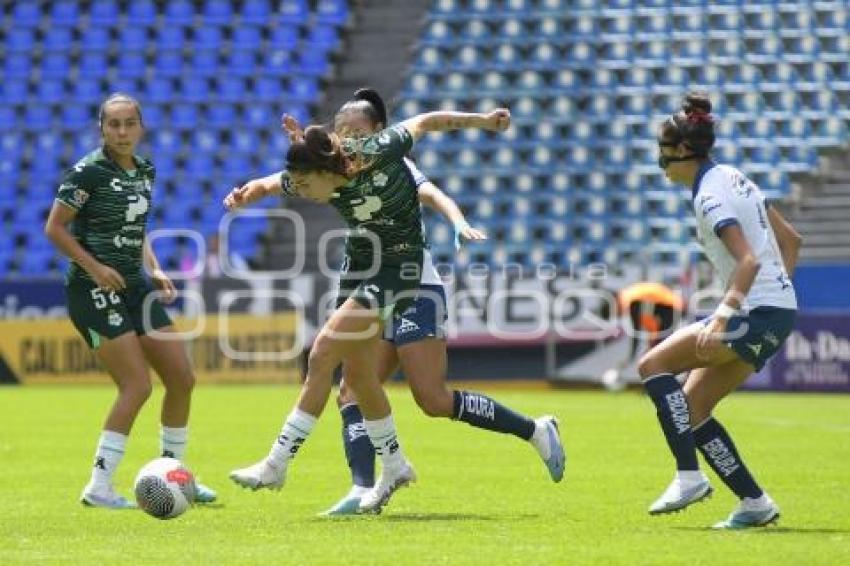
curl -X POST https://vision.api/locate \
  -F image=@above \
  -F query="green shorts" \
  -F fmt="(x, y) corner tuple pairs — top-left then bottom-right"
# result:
(66, 280), (173, 349)
(336, 253), (423, 321)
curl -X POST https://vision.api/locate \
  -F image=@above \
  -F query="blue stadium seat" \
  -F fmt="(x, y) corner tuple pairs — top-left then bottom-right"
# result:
(227, 51), (257, 76)
(171, 105), (199, 131)
(232, 27), (263, 51)
(0, 108), (17, 132)
(12, 2), (41, 28)
(119, 27), (150, 52)
(316, 0), (349, 25)
(49, 1), (80, 27)
(127, 0), (158, 26)
(179, 77), (210, 103)
(4, 55), (32, 80)
(146, 77), (174, 103)
(243, 0), (272, 25)
(298, 51), (330, 76)
(7, 29), (36, 53)
(153, 52), (183, 77)
(36, 80), (65, 105)
(90, 1), (119, 26)
(305, 24), (341, 51)
(116, 53), (147, 80)
(264, 50), (294, 76)
(207, 104), (236, 129)
(164, 0), (195, 26)
(277, 0), (310, 24)
(141, 104), (163, 129)
(195, 27), (223, 51)
(24, 106), (52, 131)
(190, 51), (220, 77)
(269, 27), (300, 50)
(203, 0), (233, 25)
(157, 26), (186, 51)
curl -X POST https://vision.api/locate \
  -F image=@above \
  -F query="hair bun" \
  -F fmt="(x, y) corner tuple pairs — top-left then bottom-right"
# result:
(304, 126), (334, 156)
(353, 87), (388, 127)
(682, 91), (712, 115)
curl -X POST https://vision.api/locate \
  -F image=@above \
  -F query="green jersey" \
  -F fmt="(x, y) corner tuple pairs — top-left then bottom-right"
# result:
(331, 125), (426, 264)
(55, 148), (155, 287)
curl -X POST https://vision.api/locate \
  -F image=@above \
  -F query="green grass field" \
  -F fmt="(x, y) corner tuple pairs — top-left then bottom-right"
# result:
(1, 384), (849, 565)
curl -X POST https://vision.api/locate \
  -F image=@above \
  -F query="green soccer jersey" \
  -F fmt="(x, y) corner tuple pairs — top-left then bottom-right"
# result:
(55, 148), (155, 287)
(330, 125), (427, 265)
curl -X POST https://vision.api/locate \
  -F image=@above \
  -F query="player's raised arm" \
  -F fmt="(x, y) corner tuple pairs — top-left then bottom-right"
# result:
(399, 109), (511, 141)
(223, 172), (286, 210)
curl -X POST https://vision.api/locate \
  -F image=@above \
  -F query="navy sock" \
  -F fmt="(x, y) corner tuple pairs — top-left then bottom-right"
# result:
(643, 373), (699, 471)
(693, 416), (763, 500)
(452, 390), (535, 440)
(340, 404), (375, 488)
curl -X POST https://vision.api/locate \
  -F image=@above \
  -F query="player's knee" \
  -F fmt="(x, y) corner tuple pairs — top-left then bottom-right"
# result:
(121, 379), (153, 404)
(413, 389), (452, 418)
(336, 378), (356, 406)
(637, 353), (660, 380)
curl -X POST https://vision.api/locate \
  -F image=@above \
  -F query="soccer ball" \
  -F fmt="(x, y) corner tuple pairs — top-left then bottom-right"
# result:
(134, 457), (196, 519)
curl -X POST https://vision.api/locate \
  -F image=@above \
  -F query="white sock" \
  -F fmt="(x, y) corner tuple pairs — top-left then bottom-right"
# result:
(676, 470), (705, 485)
(348, 485), (370, 498)
(364, 414), (406, 472)
(89, 430), (128, 487)
(160, 425), (188, 461)
(268, 408), (317, 468)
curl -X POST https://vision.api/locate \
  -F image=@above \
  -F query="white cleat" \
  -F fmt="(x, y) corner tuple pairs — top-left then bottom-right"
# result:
(358, 461), (416, 514)
(80, 483), (136, 509)
(229, 459), (286, 491)
(713, 494), (780, 529)
(531, 416), (566, 482)
(649, 472), (713, 515)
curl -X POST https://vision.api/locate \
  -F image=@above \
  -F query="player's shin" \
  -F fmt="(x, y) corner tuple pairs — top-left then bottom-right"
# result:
(340, 403), (376, 487)
(643, 373), (700, 471)
(694, 416), (763, 500)
(452, 390), (536, 440)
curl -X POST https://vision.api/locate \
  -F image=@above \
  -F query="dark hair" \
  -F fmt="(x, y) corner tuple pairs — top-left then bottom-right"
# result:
(285, 126), (347, 175)
(658, 91), (715, 157)
(334, 87), (388, 132)
(98, 92), (144, 128)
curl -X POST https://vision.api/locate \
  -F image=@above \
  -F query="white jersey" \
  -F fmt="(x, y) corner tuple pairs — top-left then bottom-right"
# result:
(692, 162), (797, 311)
(404, 157), (443, 287)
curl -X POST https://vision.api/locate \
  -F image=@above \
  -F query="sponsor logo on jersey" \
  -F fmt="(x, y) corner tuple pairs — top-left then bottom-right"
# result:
(107, 310), (123, 327)
(372, 171), (389, 188)
(377, 132), (391, 146)
(72, 188), (90, 207)
(113, 235), (144, 249)
(763, 331), (780, 347)
(746, 343), (763, 357)
(110, 178), (123, 191)
(397, 317), (420, 334)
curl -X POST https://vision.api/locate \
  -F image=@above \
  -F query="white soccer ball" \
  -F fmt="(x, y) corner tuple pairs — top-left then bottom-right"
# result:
(134, 457), (196, 519)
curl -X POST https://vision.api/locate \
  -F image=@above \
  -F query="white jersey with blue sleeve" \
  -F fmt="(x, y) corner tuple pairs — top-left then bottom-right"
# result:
(403, 157), (442, 286)
(692, 163), (797, 311)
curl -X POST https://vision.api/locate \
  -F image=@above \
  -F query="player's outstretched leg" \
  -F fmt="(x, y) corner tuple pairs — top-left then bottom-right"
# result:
(643, 373), (712, 514)
(692, 416), (779, 529)
(230, 408), (316, 491)
(451, 390), (566, 482)
(357, 414), (416, 514)
(321, 403), (375, 516)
